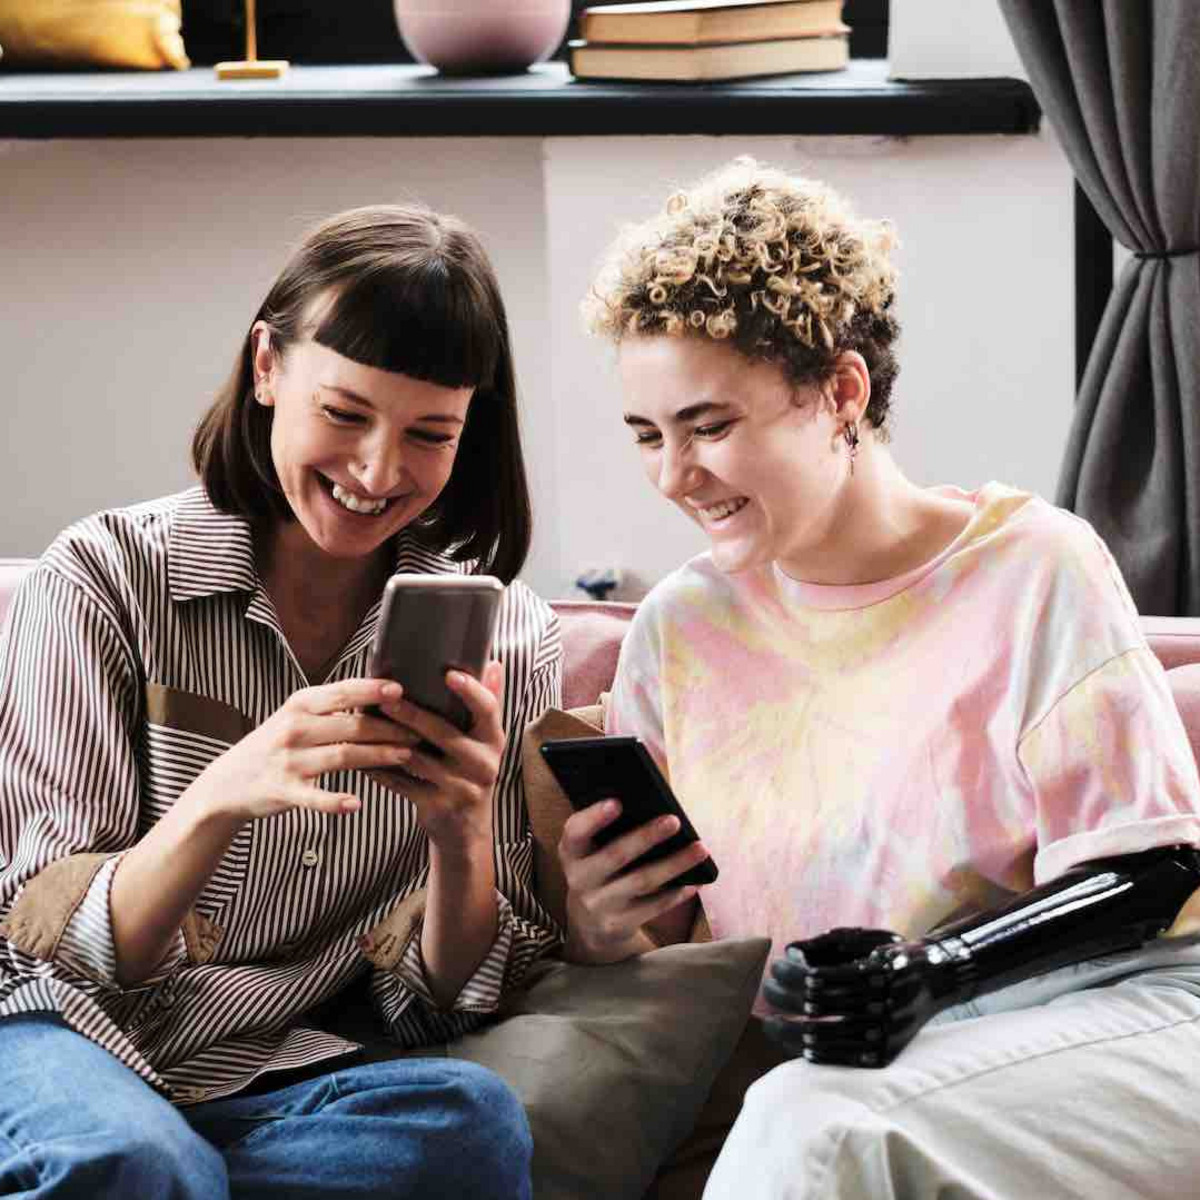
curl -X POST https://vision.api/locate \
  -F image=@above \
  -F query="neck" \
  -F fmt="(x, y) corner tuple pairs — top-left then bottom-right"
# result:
(776, 440), (971, 586)
(255, 519), (392, 620)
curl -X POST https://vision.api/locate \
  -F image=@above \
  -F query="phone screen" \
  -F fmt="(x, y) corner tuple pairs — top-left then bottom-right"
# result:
(368, 575), (503, 731)
(539, 736), (718, 887)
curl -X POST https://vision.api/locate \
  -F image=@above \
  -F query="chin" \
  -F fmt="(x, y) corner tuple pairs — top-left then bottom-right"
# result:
(298, 506), (400, 562)
(709, 541), (768, 576)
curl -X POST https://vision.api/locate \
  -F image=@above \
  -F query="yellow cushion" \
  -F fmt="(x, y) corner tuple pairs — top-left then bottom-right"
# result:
(0, 0), (189, 69)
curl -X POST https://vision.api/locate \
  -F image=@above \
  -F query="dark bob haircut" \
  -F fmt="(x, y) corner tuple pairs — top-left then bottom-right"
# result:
(192, 203), (532, 583)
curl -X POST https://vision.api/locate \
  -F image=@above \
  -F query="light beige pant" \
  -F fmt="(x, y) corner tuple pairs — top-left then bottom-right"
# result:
(703, 938), (1200, 1200)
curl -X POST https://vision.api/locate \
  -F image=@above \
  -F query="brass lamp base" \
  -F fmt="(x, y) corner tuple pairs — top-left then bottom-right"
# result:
(215, 60), (289, 80)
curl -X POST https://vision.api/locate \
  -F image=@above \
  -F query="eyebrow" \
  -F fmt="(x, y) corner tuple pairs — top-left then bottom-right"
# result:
(320, 384), (465, 426)
(623, 401), (732, 428)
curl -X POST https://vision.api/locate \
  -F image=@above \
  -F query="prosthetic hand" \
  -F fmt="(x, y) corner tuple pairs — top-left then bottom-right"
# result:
(762, 843), (1200, 1068)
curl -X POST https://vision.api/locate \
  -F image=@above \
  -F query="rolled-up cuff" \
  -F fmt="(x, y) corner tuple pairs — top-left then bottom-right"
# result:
(361, 889), (515, 1014)
(27, 852), (187, 989)
(2, 850), (117, 981)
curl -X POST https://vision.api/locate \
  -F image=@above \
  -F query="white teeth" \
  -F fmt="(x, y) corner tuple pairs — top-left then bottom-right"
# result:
(701, 497), (748, 522)
(331, 482), (388, 515)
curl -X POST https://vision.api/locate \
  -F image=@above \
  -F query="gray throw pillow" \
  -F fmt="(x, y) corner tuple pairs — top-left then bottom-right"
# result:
(450, 938), (770, 1200)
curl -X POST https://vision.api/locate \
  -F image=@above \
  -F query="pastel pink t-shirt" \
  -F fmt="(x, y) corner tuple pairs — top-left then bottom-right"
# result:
(606, 485), (1200, 1002)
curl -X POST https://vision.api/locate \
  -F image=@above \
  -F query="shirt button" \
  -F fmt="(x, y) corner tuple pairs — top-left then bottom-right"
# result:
(301, 847), (321, 869)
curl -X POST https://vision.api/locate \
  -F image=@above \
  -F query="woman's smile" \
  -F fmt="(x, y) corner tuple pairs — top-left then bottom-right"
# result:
(318, 472), (403, 517)
(690, 496), (751, 528)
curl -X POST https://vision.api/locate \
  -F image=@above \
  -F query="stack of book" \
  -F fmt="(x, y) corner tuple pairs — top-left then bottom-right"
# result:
(569, 0), (849, 83)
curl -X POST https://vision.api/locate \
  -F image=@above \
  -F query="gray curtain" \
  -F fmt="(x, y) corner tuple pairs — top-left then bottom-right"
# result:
(998, 1), (1200, 615)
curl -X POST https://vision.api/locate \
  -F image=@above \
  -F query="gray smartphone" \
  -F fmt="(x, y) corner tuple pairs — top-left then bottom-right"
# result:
(368, 574), (504, 731)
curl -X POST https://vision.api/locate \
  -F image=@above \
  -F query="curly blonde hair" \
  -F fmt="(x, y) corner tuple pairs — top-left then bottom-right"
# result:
(582, 157), (901, 431)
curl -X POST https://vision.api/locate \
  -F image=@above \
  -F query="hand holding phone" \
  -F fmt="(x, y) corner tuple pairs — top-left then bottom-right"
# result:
(540, 736), (718, 888)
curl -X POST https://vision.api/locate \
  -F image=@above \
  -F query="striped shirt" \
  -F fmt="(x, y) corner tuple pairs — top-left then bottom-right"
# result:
(0, 487), (563, 1105)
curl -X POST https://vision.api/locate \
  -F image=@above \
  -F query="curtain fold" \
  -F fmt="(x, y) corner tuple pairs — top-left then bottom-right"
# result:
(998, 0), (1200, 614)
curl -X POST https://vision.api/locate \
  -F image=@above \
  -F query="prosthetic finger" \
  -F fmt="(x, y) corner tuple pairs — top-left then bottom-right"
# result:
(763, 975), (884, 1016)
(763, 1013), (919, 1068)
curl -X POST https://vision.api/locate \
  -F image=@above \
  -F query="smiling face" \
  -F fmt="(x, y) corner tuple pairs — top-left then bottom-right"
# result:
(253, 328), (473, 564)
(618, 335), (863, 578)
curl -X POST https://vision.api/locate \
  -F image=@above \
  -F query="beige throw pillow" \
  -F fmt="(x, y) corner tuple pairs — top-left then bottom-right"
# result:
(451, 938), (770, 1200)
(0, 0), (189, 69)
(521, 704), (603, 929)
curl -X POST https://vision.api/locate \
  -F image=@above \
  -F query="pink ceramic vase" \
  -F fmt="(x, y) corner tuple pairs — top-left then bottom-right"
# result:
(394, 0), (571, 75)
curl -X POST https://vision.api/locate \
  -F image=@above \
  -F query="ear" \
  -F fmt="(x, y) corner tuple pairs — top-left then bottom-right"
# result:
(250, 320), (277, 408)
(829, 351), (870, 424)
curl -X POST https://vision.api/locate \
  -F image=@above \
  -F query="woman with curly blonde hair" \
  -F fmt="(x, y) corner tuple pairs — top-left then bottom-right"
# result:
(560, 158), (1200, 1197)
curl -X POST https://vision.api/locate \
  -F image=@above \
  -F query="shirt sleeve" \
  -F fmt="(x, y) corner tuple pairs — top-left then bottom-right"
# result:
(1019, 646), (1200, 883)
(605, 598), (669, 777)
(368, 605), (565, 1045)
(0, 563), (177, 997)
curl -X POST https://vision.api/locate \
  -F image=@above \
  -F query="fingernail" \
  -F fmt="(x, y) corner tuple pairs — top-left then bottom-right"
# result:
(382, 682), (402, 697)
(604, 799), (621, 816)
(448, 671), (465, 685)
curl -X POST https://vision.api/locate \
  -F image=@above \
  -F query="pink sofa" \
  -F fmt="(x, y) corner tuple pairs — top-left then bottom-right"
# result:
(5, 559), (1200, 750)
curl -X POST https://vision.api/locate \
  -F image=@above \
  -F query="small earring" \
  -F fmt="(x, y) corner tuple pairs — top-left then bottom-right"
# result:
(842, 421), (860, 476)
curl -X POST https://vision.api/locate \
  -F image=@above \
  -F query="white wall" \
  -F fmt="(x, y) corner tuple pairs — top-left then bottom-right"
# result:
(888, 0), (1026, 80)
(2, 110), (1074, 601)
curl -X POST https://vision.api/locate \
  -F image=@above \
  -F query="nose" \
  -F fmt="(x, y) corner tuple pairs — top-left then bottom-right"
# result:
(349, 431), (405, 497)
(656, 438), (700, 501)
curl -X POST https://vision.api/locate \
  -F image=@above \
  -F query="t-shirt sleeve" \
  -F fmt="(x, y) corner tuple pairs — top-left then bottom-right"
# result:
(604, 598), (669, 778)
(1019, 646), (1200, 883)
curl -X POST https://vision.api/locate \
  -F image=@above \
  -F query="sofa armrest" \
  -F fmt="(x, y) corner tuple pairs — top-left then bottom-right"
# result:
(1141, 616), (1200, 672)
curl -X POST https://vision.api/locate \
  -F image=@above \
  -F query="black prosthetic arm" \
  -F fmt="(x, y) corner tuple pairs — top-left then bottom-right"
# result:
(762, 844), (1200, 1067)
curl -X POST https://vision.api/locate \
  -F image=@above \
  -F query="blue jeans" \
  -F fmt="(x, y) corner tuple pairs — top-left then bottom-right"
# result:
(0, 1015), (532, 1199)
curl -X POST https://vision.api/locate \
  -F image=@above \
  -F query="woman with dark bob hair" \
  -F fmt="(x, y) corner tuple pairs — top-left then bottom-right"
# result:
(561, 158), (1200, 1197)
(0, 203), (561, 1198)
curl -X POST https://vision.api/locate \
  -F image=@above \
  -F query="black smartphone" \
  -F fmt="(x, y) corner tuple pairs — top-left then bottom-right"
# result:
(538, 736), (718, 887)
(368, 574), (503, 731)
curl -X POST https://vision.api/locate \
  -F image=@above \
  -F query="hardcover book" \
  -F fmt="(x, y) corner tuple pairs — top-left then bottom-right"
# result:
(579, 0), (846, 46)
(569, 32), (849, 81)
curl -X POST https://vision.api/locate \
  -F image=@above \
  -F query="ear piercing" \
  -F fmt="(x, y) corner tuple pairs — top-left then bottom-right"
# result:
(843, 421), (860, 476)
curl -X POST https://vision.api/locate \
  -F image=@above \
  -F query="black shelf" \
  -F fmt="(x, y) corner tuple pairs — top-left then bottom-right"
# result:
(0, 60), (1039, 139)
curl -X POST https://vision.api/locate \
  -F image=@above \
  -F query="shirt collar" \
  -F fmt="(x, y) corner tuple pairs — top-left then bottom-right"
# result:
(168, 487), (261, 602)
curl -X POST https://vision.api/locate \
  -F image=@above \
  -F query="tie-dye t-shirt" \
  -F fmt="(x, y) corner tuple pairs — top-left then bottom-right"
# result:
(606, 484), (1200, 998)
